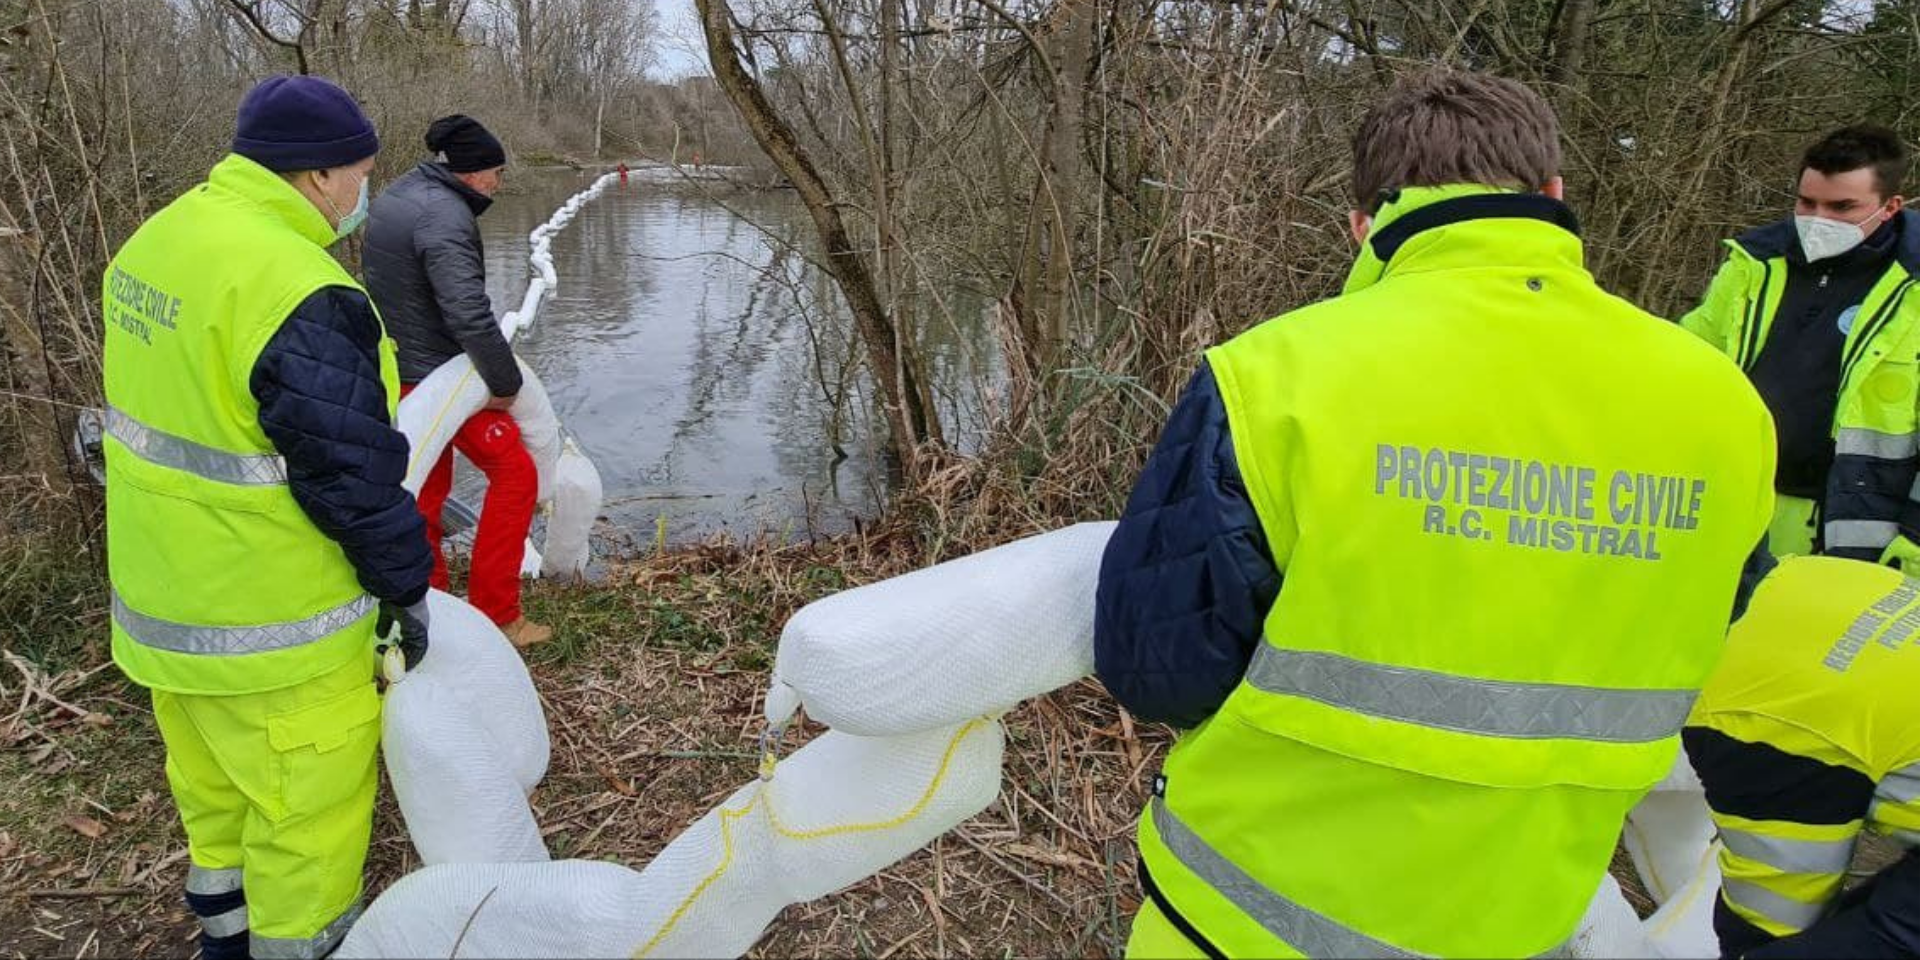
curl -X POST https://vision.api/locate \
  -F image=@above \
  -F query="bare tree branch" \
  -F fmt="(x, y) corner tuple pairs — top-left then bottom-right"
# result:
(223, 0), (310, 74)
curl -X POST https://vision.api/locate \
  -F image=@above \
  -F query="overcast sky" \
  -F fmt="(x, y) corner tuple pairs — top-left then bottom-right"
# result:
(649, 0), (709, 80)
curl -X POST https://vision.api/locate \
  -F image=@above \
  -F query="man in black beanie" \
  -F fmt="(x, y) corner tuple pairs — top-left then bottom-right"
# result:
(364, 116), (552, 650)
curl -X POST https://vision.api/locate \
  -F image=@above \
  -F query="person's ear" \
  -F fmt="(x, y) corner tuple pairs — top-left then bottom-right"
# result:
(1541, 176), (1566, 201)
(1887, 195), (1906, 218)
(1349, 209), (1372, 244)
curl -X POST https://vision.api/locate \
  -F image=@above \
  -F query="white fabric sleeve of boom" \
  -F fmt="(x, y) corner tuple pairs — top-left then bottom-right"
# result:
(395, 355), (561, 502)
(1642, 842), (1723, 959)
(1624, 753), (1715, 907)
(1568, 873), (1658, 958)
(541, 438), (603, 579)
(382, 590), (551, 864)
(338, 720), (1003, 958)
(769, 522), (1115, 735)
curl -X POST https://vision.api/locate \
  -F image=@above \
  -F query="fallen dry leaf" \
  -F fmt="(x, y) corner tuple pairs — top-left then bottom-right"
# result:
(64, 815), (107, 840)
(594, 762), (638, 797)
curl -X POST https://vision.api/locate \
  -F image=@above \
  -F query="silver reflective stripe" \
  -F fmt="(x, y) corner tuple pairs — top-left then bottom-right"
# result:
(113, 590), (374, 656)
(201, 906), (249, 939)
(251, 900), (361, 960)
(1878, 763), (1920, 805)
(1719, 828), (1855, 875)
(1153, 800), (1423, 958)
(1826, 519), (1900, 551)
(1837, 428), (1920, 461)
(1722, 878), (1825, 930)
(1244, 646), (1696, 743)
(106, 406), (286, 486)
(185, 864), (243, 896)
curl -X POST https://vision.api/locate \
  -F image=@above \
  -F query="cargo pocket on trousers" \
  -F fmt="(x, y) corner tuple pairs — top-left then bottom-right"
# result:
(265, 681), (381, 822)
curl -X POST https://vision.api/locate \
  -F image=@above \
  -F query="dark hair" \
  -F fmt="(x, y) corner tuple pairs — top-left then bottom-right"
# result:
(1802, 125), (1910, 199)
(1351, 70), (1561, 213)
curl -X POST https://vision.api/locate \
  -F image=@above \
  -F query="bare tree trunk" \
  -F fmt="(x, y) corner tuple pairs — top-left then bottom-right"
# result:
(1012, 0), (1095, 373)
(697, 0), (938, 470)
(1546, 0), (1594, 89)
(876, 0), (942, 446)
(513, 0), (537, 101)
(1044, 0), (1095, 349)
(595, 83), (608, 159)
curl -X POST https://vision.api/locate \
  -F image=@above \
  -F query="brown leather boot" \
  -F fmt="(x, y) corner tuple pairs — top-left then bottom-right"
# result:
(502, 617), (553, 649)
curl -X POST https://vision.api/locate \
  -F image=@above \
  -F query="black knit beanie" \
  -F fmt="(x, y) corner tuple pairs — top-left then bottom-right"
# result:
(426, 115), (506, 173)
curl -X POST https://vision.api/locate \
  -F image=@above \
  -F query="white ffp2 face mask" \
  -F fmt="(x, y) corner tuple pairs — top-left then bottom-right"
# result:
(1796, 205), (1886, 262)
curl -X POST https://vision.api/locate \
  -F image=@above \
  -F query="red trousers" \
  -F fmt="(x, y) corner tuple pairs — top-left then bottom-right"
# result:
(402, 388), (536, 626)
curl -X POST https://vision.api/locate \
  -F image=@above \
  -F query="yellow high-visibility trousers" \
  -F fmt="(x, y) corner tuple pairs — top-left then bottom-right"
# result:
(151, 656), (380, 959)
(1769, 494), (1818, 558)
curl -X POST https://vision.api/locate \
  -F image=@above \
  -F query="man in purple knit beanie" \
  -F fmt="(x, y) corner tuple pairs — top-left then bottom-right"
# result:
(101, 74), (432, 960)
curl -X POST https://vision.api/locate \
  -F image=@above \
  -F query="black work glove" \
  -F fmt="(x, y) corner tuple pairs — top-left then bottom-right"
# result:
(377, 599), (431, 671)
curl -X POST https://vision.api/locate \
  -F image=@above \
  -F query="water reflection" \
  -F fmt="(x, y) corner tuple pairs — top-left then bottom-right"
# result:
(467, 168), (992, 549)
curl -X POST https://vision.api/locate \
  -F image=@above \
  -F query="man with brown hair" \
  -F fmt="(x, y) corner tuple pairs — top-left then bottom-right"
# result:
(1096, 69), (1776, 957)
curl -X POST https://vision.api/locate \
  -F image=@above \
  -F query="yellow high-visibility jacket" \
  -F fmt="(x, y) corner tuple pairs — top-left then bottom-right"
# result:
(1687, 555), (1920, 956)
(1128, 185), (1777, 957)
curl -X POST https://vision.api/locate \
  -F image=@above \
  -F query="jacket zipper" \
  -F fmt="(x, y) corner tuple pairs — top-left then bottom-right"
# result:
(1739, 259), (1774, 370)
(1839, 279), (1916, 389)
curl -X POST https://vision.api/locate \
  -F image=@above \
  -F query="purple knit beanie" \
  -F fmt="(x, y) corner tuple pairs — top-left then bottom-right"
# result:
(232, 75), (380, 172)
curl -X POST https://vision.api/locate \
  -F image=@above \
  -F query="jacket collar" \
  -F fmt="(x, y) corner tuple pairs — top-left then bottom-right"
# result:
(1734, 208), (1919, 276)
(1343, 185), (1585, 295)
(419, 161), (494, 216)
(206, 154), (337, 249)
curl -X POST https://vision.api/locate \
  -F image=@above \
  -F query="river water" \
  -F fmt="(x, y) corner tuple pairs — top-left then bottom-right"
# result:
(469, 166), (995, 552)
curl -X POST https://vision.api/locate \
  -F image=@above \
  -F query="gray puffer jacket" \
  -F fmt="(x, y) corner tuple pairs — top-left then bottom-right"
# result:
(363, 162), (522, 396)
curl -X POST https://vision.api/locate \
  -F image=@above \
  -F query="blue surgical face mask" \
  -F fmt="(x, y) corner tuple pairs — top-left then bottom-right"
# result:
(320, 171), (370, 242)
(335, 175), (370, 239)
